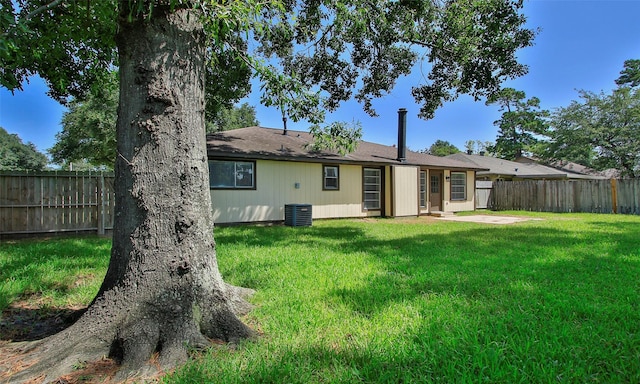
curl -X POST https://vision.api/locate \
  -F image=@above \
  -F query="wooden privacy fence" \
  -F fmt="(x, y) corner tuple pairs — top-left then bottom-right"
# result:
(0, 171), (115, 236)
(491, 179), (640, 214)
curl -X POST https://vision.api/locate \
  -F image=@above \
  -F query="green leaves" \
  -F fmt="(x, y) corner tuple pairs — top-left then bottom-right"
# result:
(207, 102), (259, 133)
(424, 140), (461, 157)
(546, 87), (640, 177)
(615, 59), (640, 88)
(486, 88), (549, 160)
(1, 1), (117, 102)
(0, 127), (48, 171)
(49, 71), (119, 169)
(2, 0), (534, 127)
(412, 0), (535, 119)
(255, 0), (534, 121)
(306, 121), (363, 156)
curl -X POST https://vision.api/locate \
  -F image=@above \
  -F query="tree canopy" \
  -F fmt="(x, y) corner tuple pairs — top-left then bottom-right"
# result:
(464, 139), (493, 155)
(0, 1), (536, 382)
(423, 139), (460, 156)
(615, 59), (640, 88)
(1, 0), (535, 122)
(48, 69), (260, 169)
(0, 126), (48, 171)
(207, 102), (259, 133)
(486, 87), (549, 160)
(543, 87), (640, 177)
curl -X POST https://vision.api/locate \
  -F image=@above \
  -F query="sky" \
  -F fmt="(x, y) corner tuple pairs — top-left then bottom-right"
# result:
(1, 0), (639, 157)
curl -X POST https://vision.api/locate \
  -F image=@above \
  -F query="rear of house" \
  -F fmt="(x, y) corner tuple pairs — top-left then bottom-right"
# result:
(207, 125), (482, 224)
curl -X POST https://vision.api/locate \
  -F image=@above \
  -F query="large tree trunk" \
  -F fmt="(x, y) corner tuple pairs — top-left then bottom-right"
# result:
(3, 4), (253, 383)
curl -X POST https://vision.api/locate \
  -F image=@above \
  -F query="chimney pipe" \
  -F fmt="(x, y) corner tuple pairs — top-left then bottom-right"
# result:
(397, 108), (407, 163)
(282, 115), (288, 135)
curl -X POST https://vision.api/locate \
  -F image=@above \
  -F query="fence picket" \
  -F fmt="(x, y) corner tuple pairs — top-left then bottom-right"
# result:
(491, 179), (639, 215)
(0, 171), (115, 236)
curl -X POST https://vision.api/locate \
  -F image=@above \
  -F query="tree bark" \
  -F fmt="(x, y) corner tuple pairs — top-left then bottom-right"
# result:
(3, 4), (253, 383)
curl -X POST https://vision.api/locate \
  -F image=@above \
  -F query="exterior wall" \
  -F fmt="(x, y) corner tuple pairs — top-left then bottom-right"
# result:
(392, 165), (419, 217)
(211, 160), (380, 224)
(210, 160), (477, 224)
(443, 170), (476, 212)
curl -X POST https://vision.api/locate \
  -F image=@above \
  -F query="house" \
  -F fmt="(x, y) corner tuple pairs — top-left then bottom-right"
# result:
(446, 153), (606, 181)
(446, 152), (607, 209)
(206, 112), (486, 224)
(514, 156), (618, 179)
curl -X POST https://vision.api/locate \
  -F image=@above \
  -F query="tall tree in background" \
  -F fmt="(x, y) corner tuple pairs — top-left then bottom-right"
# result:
(207, 102), (259, 133)
(49, 71), (119, 169)
(545, 87), (640, 177)
(615, 59), (640, 88)
(0, 0), (535, 381)
(464, 139), (494, 155)
(486, 88), (549, 160)
(0, 127), (48, 171)
(424, 139), (460, 156)
(49, 71), (259, 170)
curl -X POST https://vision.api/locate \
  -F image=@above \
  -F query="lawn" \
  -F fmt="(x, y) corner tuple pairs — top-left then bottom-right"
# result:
(1, 212), (640, 383)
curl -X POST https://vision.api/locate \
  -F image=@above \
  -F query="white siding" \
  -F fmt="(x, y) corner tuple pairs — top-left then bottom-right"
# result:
(211, 160), (378, 224)
(392, 166), (419, 217)
(210, 161), (477, 224)
(443, 170), (476, 212)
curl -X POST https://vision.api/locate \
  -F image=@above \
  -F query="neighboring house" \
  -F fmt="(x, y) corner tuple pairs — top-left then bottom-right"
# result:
(446, 153), (606, 181)
(446, 153), (607, 209)
(514, 156), (619, 179)
(206, 120), (485, 224)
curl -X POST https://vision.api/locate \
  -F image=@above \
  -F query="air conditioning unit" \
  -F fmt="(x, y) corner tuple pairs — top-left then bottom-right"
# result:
(284, 204), (312, 227)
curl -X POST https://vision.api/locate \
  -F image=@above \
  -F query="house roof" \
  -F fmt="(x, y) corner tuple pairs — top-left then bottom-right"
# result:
(515, 156), (618, 179)
(446, 153), (606, 180)
(206, 126), (484, 171)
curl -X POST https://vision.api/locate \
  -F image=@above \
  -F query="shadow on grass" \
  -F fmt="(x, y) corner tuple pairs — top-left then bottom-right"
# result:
(0, 305), (85, 342)
(194, 218), (640, 382)
(0, 237), (108, 342)
(217, 219), (640, 319)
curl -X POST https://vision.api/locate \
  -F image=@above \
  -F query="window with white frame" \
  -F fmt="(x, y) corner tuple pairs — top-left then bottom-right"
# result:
(450, 172), (466, 201)
(323, 165), (339, 190)
(363, 168), (381, 210)
(419, 171), (427, 207)
(209, 160), (255, 189)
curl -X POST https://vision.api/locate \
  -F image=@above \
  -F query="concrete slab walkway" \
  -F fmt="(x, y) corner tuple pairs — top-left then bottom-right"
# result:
(435, 214), (543, 225)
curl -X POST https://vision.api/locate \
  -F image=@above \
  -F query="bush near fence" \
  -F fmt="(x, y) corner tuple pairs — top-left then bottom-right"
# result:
(0, 171), (115, 237)
(491, 179), (640, 214)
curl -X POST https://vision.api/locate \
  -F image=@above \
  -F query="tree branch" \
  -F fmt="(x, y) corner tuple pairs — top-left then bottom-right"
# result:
(25, 0), (65, 20)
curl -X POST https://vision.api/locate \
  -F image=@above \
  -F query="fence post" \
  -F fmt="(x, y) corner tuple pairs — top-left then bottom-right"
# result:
(611, 179), (618, 214)
(97, 173), (105, 235)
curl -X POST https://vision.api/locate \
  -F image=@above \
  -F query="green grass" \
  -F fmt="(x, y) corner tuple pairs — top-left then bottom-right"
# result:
(0, 236), (110, 310)
(2, 213), (640, 382)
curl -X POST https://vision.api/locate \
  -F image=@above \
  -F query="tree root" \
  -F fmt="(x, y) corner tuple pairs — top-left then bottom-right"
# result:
(1, 285), (255, 384)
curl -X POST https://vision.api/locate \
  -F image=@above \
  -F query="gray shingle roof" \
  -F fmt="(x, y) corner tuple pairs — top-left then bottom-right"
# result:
(446, 153), (605, 179)
(207, 126), (484, 170)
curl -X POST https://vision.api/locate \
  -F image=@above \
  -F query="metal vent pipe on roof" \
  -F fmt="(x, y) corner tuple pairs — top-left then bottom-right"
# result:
(282, 115), (288, 135)
(397, 108), (407, 163)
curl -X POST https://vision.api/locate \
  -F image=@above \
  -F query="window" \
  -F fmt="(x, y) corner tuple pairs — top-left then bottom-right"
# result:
(430, 175), (440, 194)
(209, 160), (255, 189)
(450, 172), (466, 201)
(363, 168), (381, 210)
(323, 165), (339, 190)
(419, 171), (427, 207)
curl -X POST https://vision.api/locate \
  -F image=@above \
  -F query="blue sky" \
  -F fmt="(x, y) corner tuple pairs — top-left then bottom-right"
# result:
(1, 0), (639, 156)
